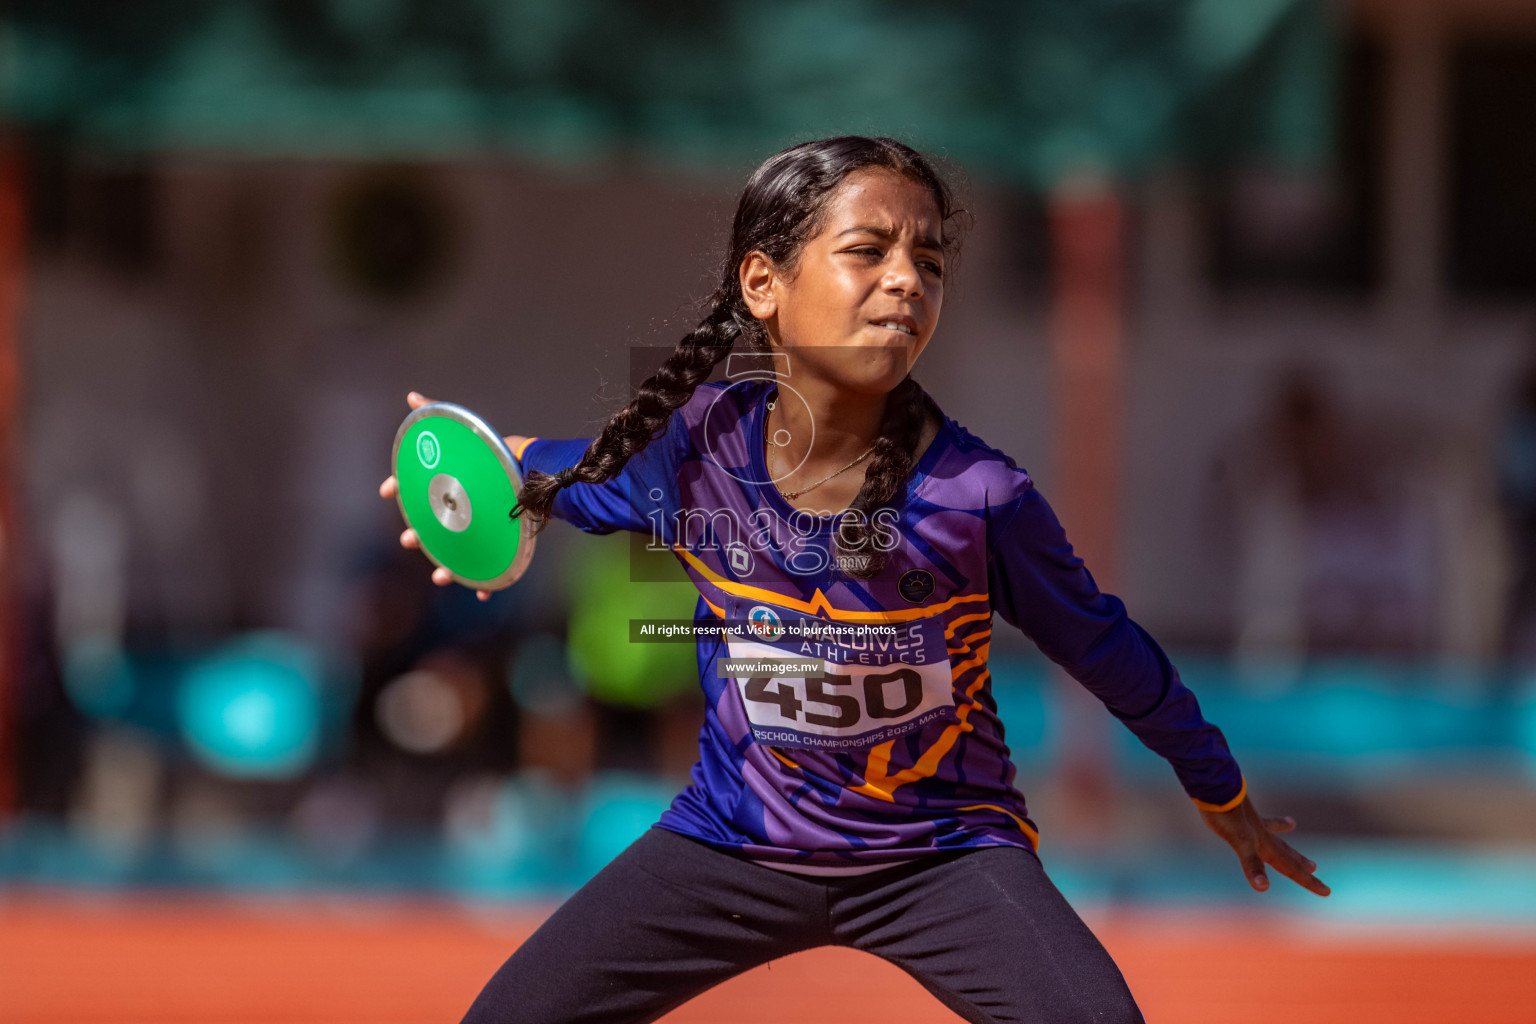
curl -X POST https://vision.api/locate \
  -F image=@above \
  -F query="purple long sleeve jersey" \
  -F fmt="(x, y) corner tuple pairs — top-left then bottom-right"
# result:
(515, 377), (1245, 869)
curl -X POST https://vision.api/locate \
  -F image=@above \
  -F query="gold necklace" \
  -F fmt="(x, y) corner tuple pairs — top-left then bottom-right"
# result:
(765, 404), (877, 500)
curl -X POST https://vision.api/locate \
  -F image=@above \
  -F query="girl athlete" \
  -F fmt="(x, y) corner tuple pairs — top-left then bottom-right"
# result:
(381, 136), (1329, 1024)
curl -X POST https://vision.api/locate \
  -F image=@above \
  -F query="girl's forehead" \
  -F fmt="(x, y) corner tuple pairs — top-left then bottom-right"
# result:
(819, 169), (942, 236)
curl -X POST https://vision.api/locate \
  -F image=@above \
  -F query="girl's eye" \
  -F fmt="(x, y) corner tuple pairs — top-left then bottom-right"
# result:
(843, 246), (942, 277)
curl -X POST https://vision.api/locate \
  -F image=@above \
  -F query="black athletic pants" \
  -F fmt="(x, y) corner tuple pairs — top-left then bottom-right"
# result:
(459, 826), (1144, 1024)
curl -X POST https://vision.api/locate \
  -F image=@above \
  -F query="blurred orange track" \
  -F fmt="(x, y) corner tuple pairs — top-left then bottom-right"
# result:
(1, 894), (1532, 1023)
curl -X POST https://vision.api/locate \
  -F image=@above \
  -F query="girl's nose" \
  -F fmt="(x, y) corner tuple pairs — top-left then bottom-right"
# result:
(884, 253), (923, 297)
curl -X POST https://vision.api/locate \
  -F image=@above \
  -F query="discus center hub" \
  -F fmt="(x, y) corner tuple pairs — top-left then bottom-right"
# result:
(427, 473), (474, 532)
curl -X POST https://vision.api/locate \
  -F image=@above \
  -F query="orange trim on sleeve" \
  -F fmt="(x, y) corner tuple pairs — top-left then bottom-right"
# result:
(1191, 775), (1247, 813)
(510, 436), (538, 461)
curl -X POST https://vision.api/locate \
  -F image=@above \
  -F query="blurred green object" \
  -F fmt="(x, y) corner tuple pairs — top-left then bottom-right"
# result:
(176, 631), (325, 780)
(565, 533), (698, 709)
(0, 0), (1336, 182)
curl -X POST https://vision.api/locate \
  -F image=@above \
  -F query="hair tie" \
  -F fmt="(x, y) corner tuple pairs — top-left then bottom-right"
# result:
(556, 467), (580, 487)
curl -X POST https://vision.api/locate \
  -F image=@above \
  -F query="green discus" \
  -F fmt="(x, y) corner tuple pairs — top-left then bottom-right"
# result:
(391, 402), (535, 590)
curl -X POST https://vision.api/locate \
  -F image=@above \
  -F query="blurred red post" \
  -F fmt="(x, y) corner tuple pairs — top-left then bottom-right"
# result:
(0, 144), (22, 818)
(1048, 179), (1125, 841)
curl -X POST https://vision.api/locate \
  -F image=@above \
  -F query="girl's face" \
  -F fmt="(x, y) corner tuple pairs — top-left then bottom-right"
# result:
(741, 168), (945, 397)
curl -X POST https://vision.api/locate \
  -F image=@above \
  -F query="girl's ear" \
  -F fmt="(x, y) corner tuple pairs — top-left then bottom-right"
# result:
(739, 250), (778, 322)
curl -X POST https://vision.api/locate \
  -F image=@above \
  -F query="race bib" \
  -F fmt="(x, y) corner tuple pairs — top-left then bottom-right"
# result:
(720, 602), (955, 751)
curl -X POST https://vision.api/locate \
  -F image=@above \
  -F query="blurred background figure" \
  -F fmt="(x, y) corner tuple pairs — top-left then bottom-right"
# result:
(1497, 356), (1536, 667)
(1222, 368), (1438, 684)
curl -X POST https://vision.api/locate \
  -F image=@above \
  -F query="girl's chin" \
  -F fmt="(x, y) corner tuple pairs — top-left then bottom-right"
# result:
(776, 342), (921, 390)
(837, 367), (917, 396)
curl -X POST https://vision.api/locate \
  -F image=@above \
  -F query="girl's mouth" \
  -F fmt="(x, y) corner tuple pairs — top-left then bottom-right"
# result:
(870, 318), (917, 336)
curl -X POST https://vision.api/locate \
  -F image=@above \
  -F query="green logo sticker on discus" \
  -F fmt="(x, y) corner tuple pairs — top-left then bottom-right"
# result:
(416, 431), (441, 469)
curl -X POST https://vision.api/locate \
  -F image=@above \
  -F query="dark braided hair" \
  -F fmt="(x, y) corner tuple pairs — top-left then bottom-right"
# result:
(513, 136), (964, 581)
(829, 373), (937, 580)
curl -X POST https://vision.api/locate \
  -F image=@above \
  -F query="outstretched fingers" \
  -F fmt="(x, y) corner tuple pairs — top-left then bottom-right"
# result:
(1261, 834), (1330, 897)
(380, 387), (435, 498)
(1240, 847), (1269, 892)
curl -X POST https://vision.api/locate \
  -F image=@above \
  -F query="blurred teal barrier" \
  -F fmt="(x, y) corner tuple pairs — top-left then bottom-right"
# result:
(1043, 838), (1536, 928)
(442, 773), (571, 899)
(6, 814), (1533, 927)
(986, 653), (1536, 781)
(4, 655), (1532, 920)
(440, 771), (677, 900)
(573, 774), (680, 880)
(987, 653), (1057, 773)
(1113, 655), (1536, 781)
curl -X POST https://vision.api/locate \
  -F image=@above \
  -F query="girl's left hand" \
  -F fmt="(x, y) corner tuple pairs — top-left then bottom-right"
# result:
(1199, 795), (1330, 897)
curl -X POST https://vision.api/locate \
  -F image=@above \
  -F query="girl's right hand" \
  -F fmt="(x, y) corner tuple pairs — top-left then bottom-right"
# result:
(379, 391), (528, 603)
(1198, 794), (1329, 897)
